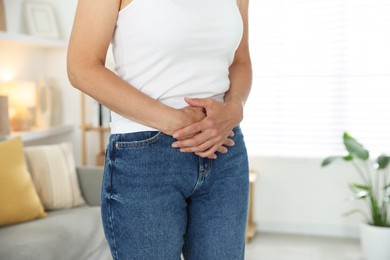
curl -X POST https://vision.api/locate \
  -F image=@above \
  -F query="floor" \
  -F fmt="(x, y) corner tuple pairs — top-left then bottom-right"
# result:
(245, 233), (364, 260)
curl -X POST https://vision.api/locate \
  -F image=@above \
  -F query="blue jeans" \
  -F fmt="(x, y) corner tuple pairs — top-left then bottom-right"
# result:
(101, 126), (249, 260)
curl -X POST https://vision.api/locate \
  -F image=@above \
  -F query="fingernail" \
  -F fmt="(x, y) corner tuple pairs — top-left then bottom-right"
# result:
(172, 143), (178, 148)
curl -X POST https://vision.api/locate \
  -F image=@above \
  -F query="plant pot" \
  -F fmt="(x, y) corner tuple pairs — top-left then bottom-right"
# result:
(360, 222), (390, 260)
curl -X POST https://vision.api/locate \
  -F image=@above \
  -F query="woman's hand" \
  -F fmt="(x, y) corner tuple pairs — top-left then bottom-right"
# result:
(161, 106), (206, 137)
(171, 97), (243, 159)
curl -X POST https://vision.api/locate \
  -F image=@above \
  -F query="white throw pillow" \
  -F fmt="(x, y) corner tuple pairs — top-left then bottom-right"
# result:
(24, 143), (85, 210)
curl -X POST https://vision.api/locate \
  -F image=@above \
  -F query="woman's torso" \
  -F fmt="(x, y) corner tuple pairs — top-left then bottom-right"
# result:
(110, 0), (243, 133)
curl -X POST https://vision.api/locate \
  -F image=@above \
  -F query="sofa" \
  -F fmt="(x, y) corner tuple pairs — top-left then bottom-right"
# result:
(0, 138), (111, 260)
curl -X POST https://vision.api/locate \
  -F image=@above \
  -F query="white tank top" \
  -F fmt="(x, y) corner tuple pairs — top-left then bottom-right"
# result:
(110, 0), (243, 133)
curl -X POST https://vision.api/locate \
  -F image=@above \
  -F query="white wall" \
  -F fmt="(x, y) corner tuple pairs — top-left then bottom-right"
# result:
(0, 42), (46, 81)
(1, 0), (366, 238)
(250, 156), (364, 238)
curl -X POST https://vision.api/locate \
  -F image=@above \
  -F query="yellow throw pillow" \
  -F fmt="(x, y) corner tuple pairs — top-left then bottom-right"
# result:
(0, 137), (47, 226)
(24, 143), (85, 210)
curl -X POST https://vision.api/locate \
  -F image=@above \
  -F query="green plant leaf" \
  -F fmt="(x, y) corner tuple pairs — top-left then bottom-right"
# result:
(350, 183), (370, 191)
(343, 132), (369, 160)
(377, 154), (390, 170)
(343, 155), (353, 161)
(321, 156), (343, 167)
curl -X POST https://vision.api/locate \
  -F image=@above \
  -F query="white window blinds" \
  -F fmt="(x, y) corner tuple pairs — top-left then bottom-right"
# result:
(241, 0), (390, 158)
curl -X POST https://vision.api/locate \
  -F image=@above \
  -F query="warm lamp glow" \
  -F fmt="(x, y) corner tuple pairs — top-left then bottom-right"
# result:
(0, 82), (8, 96)
(0, 81), (37, 131)
(7, 81), (37, 108)
(0, 70), (15, 83)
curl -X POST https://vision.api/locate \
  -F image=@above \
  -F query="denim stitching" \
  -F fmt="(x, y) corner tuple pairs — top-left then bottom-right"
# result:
(108, 136), (119, 260)
(188, 157), (208, 196)
(182, 235), (189, 260)
(116, 131), (163, 148)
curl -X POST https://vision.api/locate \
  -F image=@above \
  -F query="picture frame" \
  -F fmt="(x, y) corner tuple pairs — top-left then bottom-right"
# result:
(23, 2), (60, 39)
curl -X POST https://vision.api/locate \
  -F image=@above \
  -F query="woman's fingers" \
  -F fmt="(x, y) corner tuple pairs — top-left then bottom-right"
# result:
(171, 97), (240, 159)
(195, 142), (224, 159)
(178, 136), (235, 159)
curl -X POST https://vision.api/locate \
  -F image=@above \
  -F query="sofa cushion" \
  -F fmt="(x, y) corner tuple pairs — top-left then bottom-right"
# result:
(24, 143), (85, 210)
(0, 137), (47, 226)
(0, 206), (111, 260)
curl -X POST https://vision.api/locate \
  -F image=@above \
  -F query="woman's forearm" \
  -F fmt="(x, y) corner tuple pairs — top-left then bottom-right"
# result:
(67, 62), (179, 133)
(226, 60), (252, 107)
(224, 58), (253, 125)
(225, 0), (252, 118)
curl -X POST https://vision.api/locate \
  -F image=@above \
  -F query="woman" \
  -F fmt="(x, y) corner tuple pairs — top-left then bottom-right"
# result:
(67, 0), (252, 259)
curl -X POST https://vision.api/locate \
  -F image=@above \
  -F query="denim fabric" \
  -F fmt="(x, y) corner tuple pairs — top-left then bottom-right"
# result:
(101, 126), (249, 260)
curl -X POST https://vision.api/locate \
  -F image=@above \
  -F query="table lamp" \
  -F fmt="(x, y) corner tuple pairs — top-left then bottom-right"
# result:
(6, 81), (37, 131)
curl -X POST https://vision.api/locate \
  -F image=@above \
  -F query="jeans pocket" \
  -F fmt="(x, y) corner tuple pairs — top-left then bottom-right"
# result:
(115, 131), (163, 149)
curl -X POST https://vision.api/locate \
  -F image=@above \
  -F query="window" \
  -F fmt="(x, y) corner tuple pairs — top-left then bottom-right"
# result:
(242, 0), (390, 158)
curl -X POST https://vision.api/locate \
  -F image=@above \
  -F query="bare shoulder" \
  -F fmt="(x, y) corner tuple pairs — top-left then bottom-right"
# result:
(120, 0), (134, 11)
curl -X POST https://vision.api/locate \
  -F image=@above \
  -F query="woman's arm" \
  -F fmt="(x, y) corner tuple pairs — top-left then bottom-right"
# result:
(171, 0), (252, 159)
(67, 0), (205, 135)
(224, 0), (252, 119)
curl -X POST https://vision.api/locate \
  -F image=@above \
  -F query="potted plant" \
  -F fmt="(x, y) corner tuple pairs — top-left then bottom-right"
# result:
(321, 132), (390, 260)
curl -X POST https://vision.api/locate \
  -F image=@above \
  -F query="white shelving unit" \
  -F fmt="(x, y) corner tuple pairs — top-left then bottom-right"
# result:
(0, 1), (71, 145)
(0, 125), (74, 144)
(0, 31), (69, 144)
(0, 32), (66, 48)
